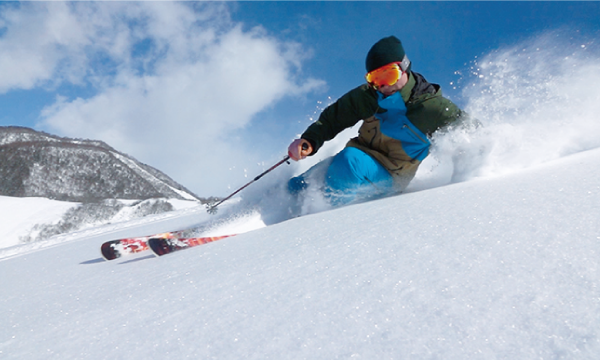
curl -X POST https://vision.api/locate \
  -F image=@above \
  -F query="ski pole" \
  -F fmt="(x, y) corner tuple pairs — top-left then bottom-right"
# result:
(206, 155), (291, 214)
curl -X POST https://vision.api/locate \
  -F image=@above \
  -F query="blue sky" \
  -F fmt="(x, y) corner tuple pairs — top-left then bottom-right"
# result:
(1, 1), (599, 197)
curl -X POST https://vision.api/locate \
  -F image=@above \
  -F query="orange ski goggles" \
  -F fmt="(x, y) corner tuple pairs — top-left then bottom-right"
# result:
(365, 62), (403, 89)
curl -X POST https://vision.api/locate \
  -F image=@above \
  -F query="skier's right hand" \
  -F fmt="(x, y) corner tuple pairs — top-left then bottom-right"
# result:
(288, 139), (313, 161)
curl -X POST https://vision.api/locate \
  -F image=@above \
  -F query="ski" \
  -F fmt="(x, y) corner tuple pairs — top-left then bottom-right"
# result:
(100, 231), (185, 260)
(148, 234), (235, 256)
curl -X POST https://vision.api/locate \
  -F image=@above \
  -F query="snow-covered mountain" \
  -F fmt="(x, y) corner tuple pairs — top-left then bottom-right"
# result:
(0, 126), (200, 202)
(0, 145), (599, 359)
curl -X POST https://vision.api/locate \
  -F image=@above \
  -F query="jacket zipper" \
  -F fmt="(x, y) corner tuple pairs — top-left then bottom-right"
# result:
(403, 123), (428, 144)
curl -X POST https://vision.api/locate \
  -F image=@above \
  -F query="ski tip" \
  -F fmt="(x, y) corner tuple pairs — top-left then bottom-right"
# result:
(148, 238), (171, 257)
(100, 241), (120, 261)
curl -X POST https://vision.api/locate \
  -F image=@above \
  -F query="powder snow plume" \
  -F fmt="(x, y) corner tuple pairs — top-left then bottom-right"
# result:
(409, 30), (600, 192)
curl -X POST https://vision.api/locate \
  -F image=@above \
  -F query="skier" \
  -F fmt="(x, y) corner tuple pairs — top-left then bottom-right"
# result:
(287, 35), (472, 206)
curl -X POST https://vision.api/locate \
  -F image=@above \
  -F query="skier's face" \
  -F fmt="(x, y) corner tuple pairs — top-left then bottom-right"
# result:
(377, 71), (408, 96)
(365, 62), (409, 96)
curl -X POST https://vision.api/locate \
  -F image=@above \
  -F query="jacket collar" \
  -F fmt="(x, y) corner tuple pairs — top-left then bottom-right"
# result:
(400, 71), (415, 104)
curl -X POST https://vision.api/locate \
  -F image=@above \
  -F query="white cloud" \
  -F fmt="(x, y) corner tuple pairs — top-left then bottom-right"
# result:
(0, 2), (324, 196)
(0, 2), (81, 91)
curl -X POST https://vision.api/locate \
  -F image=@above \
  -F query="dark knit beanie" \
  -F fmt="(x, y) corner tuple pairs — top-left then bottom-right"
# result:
(365, 36), (411, 73)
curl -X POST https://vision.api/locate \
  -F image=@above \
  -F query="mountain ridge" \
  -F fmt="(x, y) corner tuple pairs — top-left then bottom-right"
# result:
(0, 126), (203, 202)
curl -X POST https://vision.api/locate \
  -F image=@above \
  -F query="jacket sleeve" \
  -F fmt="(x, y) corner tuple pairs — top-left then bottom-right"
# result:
(404, 84), (477, 136)
(301, 85), (379, 154)
(406, 72), (472, 135)
(423, 94), (480, 134)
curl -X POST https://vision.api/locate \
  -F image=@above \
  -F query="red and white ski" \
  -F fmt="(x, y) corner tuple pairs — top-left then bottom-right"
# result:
(101, 232), (236, 260)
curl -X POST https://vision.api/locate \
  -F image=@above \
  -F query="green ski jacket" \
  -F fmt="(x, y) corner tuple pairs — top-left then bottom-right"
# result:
(301, 71), (467, 190)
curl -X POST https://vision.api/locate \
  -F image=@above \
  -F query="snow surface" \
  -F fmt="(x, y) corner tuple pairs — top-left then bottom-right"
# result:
(0, 196), (77, 248)
(0, 147), (599, 359)
(2, 34), (600, 359)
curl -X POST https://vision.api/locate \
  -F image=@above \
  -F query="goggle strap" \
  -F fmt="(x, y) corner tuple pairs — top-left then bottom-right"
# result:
(399, 54), (410, 72)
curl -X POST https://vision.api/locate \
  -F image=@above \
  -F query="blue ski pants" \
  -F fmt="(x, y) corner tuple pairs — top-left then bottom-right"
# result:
(288, 147), (394, 206)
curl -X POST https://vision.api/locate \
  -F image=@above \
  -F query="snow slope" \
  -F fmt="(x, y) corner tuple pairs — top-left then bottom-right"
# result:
(1, 147), (599, 359)
(0, 196), (77, 248)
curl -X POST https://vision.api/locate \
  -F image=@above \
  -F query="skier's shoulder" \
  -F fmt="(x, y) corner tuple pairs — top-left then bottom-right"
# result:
(344, 83), (378, 102)
(331, 84), (379, 116)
